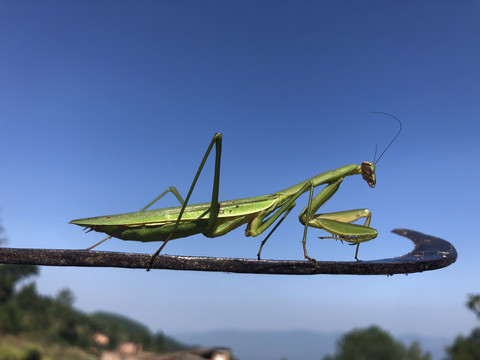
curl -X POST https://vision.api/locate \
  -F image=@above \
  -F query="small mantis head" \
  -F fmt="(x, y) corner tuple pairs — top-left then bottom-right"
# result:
(361, 161), (376, 188)
(362, 112), (402, 189)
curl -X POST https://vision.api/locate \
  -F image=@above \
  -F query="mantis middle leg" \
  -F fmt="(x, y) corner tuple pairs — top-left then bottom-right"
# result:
(248, 181), (314, 260)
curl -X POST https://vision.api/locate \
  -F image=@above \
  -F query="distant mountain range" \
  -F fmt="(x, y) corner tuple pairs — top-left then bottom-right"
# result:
(173, 329), (452, 360)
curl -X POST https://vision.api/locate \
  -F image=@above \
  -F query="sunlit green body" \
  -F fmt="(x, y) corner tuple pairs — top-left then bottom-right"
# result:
(71, 131), (379, 264)
(72, 164), (377, 245)
(72, 114), (402, 267)
(72, 195), (280, 242)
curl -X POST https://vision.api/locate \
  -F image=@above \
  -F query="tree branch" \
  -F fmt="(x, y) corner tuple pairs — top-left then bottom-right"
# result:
(0, 229), (457, 275)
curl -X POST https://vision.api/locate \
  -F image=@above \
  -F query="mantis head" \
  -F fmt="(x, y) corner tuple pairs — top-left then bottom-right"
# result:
(361, 161), (376, 188)
(363, 112), (402, 189)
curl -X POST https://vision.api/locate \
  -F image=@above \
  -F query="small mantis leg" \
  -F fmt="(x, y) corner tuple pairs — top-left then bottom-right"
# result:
(250, 182), (313, 259)
(86, 236), (113, 250)
(256, 205), (294, 259)
(86, 186), (185, 251)
(147, 133), (223, 269)
(253, 180), (318, 264)
(301, 182), (316, 264)
(140, 186), (185, 211)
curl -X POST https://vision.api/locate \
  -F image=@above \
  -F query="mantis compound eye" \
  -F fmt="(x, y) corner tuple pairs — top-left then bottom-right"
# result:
(361, 162), (376, 188)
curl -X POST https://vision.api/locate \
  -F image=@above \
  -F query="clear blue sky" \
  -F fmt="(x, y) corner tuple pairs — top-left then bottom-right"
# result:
(1, 1), (479, 340)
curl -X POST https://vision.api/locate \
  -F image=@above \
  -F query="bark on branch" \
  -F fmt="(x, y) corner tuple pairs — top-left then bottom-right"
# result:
(0, 229), (457, 275)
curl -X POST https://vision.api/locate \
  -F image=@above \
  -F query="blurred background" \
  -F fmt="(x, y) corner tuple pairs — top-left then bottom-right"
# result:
(1, 1), (479, 359)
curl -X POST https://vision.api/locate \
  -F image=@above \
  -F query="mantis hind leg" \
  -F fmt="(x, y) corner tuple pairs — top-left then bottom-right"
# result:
(140, 186), (185, 211)
(147, 133), (223, 270)
(86, 187), (186, 250)
(86, 235), (112, 250)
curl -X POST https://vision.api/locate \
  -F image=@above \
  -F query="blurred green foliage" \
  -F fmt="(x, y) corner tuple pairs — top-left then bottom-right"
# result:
(0, 264), (190, 358)
(323, 325), (431, 360)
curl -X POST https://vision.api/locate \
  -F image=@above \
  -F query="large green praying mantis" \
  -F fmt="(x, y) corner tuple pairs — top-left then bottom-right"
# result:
(70, 113), (402, 268)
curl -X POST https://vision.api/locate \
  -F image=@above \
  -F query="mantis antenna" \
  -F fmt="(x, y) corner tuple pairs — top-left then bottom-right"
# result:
(370, 112), (403, 164)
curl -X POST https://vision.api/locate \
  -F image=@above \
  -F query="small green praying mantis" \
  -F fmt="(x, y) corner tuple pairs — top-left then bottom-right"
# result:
(70, 113), (402, 268)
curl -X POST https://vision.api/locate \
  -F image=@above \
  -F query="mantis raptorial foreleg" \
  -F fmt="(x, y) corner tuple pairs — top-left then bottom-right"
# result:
(314, 209), (373, 260)
(298, 177), (376, 260)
